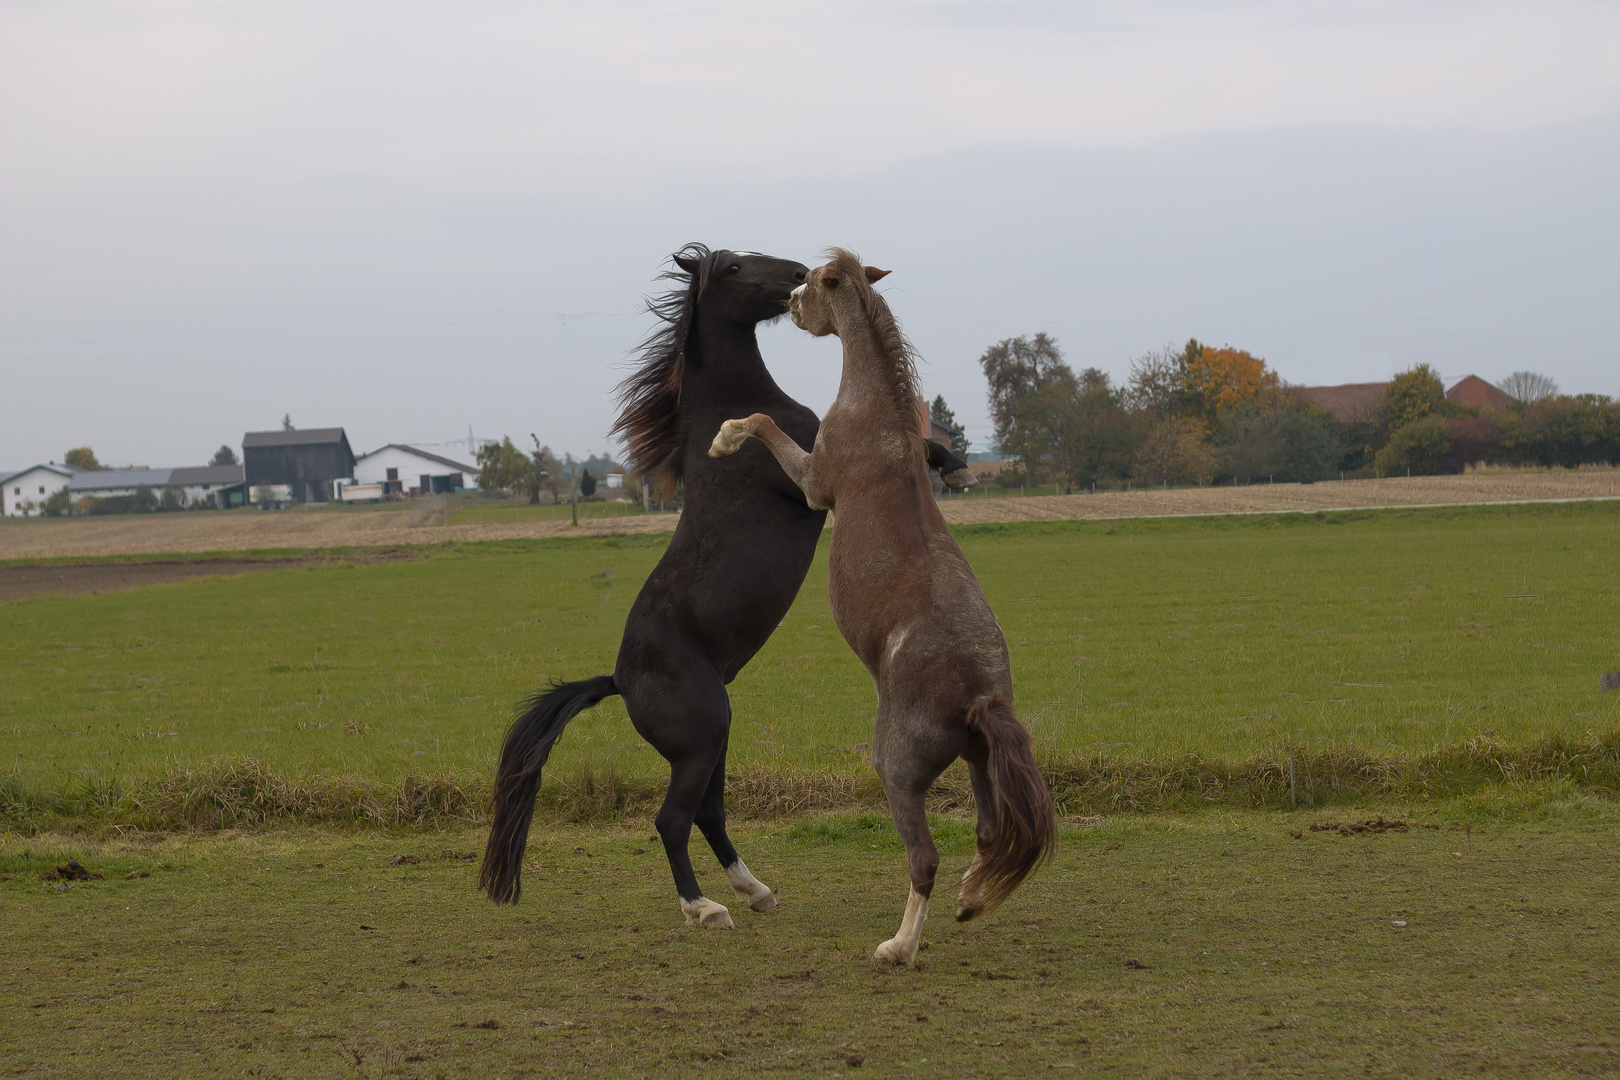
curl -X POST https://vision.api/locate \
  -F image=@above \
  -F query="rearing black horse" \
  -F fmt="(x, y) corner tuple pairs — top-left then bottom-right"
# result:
(481, 245), (973, 928)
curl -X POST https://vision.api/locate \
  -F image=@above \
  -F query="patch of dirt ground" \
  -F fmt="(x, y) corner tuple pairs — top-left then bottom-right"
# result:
(0, 559), (305, 603)
(2, 469), (1615, 560)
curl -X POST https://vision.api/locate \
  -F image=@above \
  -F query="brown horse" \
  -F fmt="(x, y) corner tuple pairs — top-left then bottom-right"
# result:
(708, 249), (1056, 965)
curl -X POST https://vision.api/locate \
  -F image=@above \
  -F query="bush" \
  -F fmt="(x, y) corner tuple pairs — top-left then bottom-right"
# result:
(1445, 415), (1502, 472)
(1375, 415), (1452, 476)
(1216, 404), (1342, 483)
(1500, 395), (1620, 467)
(42, 487), (73, 516)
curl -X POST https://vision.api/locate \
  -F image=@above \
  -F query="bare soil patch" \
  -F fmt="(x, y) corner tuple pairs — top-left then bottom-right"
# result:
(0, 559), (304, 603)
(3, 468), (1615, 559)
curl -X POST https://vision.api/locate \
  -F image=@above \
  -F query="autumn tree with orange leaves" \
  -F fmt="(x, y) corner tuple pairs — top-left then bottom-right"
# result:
(1182, 345), (1281, 425)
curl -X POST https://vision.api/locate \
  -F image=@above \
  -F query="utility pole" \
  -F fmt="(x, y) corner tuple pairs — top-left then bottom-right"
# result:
(529, 434), (543, 505)
(569, 459), (579, 527)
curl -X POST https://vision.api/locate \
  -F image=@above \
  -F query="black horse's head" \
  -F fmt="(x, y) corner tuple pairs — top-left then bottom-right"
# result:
(674, 248), (809, 326)
(615, 245), (810, 493)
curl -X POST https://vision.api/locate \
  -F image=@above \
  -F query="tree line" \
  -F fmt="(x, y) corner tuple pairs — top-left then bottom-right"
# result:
(964, 335), (1620, 489)
(474, 438), (624, 503)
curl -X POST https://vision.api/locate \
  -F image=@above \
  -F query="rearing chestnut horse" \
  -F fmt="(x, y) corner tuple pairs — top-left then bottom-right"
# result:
(710, 249), (1056, 965)
(481, 246), (976, 930)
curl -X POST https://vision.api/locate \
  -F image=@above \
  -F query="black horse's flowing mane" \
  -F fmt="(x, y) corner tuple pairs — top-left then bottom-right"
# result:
(611, 243), (723, 495)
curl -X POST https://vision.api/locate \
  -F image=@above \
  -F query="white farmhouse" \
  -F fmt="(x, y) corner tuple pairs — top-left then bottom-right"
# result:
(2, 463), (78, 516)
(352, 444), (478, 496)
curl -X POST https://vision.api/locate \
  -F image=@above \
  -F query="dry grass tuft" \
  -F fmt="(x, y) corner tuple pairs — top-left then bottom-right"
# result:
(3, 729), (1615, 833)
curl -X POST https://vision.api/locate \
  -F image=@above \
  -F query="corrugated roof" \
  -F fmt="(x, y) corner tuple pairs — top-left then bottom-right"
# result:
(70, 468), (173, 491)
(243, 428), (348, 448)
(169, 465), (245, 485)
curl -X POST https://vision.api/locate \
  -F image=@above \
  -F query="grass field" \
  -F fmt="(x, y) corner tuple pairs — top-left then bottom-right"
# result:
(3, 794), (1617, 1078)
(3, 501), (1618, 827)
(4, 502), (1618, 1077)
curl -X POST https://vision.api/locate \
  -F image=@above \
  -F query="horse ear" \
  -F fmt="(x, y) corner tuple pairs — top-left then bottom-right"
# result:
(864, 266), (891, 284)
(674, 255), (700, 273)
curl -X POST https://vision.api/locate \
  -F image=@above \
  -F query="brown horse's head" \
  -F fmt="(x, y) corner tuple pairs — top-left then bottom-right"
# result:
(790, 250), (890, 337)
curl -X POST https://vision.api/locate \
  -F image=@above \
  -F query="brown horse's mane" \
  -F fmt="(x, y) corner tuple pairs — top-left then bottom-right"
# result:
(823, 248), (922, 442)
(610, 244), (720, 494)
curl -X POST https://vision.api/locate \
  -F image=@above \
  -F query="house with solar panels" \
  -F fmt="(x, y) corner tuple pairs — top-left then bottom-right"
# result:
(67, 465), (247, 509)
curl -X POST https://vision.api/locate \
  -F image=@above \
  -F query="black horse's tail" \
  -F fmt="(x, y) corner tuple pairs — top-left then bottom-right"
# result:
(480, 675), (618, 904)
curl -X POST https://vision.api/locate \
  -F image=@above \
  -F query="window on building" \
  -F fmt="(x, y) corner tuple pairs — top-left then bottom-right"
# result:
(386, 468), (399, 481)
(38, 486), (45, 494)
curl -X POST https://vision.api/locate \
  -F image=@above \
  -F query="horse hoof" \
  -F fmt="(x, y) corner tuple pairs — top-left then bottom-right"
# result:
(747, 892), (778, 913)
(707, 419), (750, 458)
(954, 902), (981, 923)
(941, 467), (978, 490)
(872, 938), (916, 967)
(681, 897), (735, 930)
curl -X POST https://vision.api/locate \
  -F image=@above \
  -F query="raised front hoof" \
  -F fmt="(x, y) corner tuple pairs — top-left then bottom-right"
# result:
(941, 467), (979, 490)
(681, 897), (735, 930)
(707, 419), (751, 459)
(954, 901), (982, 923)
(872, 937), (918, 967)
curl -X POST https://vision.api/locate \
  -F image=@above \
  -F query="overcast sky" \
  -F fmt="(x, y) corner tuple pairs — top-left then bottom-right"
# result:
(4, 1), (1618, 468)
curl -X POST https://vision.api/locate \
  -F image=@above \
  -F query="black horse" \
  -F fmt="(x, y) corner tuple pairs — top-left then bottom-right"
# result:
(481, 245), (974, 928)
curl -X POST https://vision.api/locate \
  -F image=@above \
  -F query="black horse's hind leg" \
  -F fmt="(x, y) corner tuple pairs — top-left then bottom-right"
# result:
(630, 664), (742, 929)
(654, 750), (736, 929)
(693, 736), (778, 912)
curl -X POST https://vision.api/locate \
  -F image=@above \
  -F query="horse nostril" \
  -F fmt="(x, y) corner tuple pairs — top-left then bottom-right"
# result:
(793, 270), (806, 283)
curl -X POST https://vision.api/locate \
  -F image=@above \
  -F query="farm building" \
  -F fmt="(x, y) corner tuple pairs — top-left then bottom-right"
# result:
(1296, 374), (1515, 424)
(1444, 375), (1515, 412)
(67, 465), (246, 509)
(2, 463), (78, 516)
(929, 415), (965, 453)
(352, 443), (477, 496)
(243, 428), (356, 504)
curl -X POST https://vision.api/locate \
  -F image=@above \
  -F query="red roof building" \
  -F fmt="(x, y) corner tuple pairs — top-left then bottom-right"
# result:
(1295, 374), (1514, 423)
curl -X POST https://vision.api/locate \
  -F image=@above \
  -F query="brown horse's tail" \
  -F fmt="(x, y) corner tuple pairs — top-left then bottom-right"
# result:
(961, 695), (1057, 920)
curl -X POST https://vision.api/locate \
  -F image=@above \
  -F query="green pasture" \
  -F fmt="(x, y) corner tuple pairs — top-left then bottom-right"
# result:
(3, 795), (1617, 1078)
(2, 502), (1618, 826)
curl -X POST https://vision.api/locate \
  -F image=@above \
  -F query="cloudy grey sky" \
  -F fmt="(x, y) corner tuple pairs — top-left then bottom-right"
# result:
(4, 1), (1618, 468)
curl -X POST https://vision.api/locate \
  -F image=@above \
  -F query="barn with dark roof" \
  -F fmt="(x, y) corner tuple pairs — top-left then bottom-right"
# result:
(242, 428), (355, 503)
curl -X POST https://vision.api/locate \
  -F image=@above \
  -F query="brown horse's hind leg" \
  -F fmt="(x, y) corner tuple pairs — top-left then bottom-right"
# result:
(957, 753), (995, 921)
(873, 784), (938, 967)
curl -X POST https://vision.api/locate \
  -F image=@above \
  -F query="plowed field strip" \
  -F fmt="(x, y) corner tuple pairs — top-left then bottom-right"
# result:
(3, 469), (1616, 559)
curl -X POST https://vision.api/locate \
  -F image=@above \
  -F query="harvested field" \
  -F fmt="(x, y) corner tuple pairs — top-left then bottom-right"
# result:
(2, 468), (1617, 559)
(940, 467), (1620, 525)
